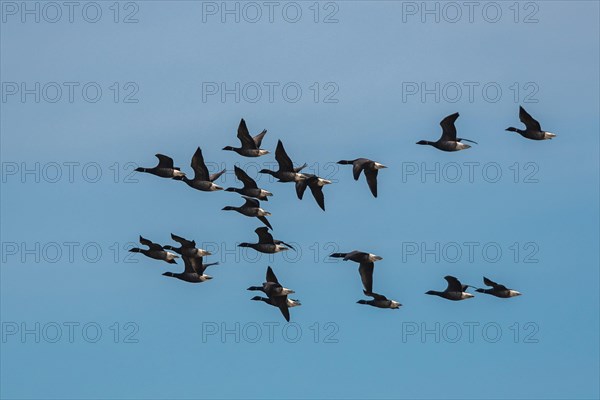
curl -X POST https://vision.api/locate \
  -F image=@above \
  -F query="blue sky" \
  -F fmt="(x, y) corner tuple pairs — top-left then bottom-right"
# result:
(1, 1), (599, 399)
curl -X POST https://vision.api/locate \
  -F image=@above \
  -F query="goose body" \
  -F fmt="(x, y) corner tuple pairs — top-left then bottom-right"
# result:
(129, 236), (179, 264)
(475, 277), (522, 298)
(249, 266), (299, 321)
(239, 227), (294, 254)
(329, 251), (383, 294)
(225, 166), (273, 201)
(338, 158), (387, 197)
(506, 106), (556, 140)
(135, 154), (185, 178)
(357, 291), (401, 309)
(295, 174), (332, 211)
(417, 113), (477, 152)
(259, 140), (307, 182)
(162, 252), (218, 283)
(426, 275), (474, 301)
(173, 147), (224, 191)
(222, 196), (273, 229)
(223, 118), (270, 157)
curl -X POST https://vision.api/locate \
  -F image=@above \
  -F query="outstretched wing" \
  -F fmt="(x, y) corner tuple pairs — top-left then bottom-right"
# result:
(352, 159), (368, 180)
(483, 277), (507, 290)
(257, 216), (273, 230)
(308, 179), (326, 211)
(295, 178), (310, 200)
(237, 118), (257, 149)
(140, 236), (163, 251)
(275, 140), (294, 172)
(364, 168), (379, 197)
(182, 255), (202, 274)
(242, 196), (260, 208)
(519, 106), (541, 131)
(365, 290), (387, 301)
(155, 154), (175, 169)
(440, 112), (459, 142)
(358, 262), (374, 294)
(266, 266), (279, 284)
(234, 166), (258, 189)
(190, 147), (209, 181)
(209, 169), (226, 182)
(252, 129), (267, 148)
(171, 233), (195, 248)
(255, 227), (275, 244)
(272, 295), (291, 322)
(444, 275), (463, 292)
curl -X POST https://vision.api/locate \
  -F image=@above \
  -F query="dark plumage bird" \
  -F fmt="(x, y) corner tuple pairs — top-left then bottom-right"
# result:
(337, 158), (387, 197)
(475, 277), (522, 298)
(426, 276), (474, 301)
(247, 266), (295, 297)
(163, 233), (211, 258)
(135, 154), (185, 178)
(506, 106), (556, 140)
(223, 118), (269, 157)
(129, 236), (179, 264)
(249, 266), (300, 322)
(329, 251), (383, 294)
(416, 113), (477, 152)
(225, 166), (273, 201)
(222, 196), (273, 229)
(357, 291), (401, 309)
(162, 254), (218, 283)
(259, 140), (307, 182)
(239, 227), (294, 254)
(173, 147), (224, 191)
(295, 174), (332, 211)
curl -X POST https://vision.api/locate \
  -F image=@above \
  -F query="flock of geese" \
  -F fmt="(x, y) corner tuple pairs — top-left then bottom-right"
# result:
(131, 106), (552, 321)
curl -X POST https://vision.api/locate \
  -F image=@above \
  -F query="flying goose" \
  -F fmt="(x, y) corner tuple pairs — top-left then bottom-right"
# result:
(357, 291), (401, 309)
(329, 251), (383, 294)
(223, 118), (269, 157)
(416, 113), (477, 152)
(129, 236), (179, 264)
(163, 233), (211, 258)
(295, 174), (332, 211)
(247, 266), (295, 297)
(238, 227), (294, 254)
(337, 158), (387, 197)
(475, 277), (522, 298)
(225, 166), (273, 201)
(162, 254), (218, 283)
(506, 106), (556, 140)
(259, 140), (307, 182)
(222, 196), (273, 229)
(250, 296), (301, 322)
(173, 147), (225, 191)
(425, 276), (475, 301)
(135, 154), (185, 178)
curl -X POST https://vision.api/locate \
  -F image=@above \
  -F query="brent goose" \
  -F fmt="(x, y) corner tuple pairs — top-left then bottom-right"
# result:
(329, 251), (383, 293)
(259, 140), (307, 182)
(426, 276), (474, 301)
(250, 296), (301, 322)
(247, 266), (295, 297)
(223, 118), (269, 157)
(295, 174), (332, 211)
(239, 227), (294, 254)
(222, 196), (273, 229)
(162, 255), (218, 283)
(416, 113), (477, 152)
(506, 106), (556, 140)
(337, 158), (387, 197)
(173, 147), (225, 191)
(163, 233), (211, 258)
(475, 277), (522, 298)
(357, 291), (401, 309)
(135, 154), (185, 178)
(129, 236), (179, 264)
(225, 166), (273, 201)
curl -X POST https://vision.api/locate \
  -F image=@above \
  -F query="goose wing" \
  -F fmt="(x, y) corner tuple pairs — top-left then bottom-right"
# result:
(439, 112), (459, 142)
(155, 154), (175, 169)
(190, 147), (210, 181)
(257, 216), (273, 230)
(358, 262), (374, 294)
(271, 295), (291, 322)
(255, 227), (275, 245)
(242, 196), (260, 208)
(295, 177), (310, 199)
(266, 266), (279, 284)
(483, 276), (507, 290)
(519, 106), (541, 131)
(275, 140), (294, 172)
(252, 129), (267, 147)
(234, 166), (258, 189)
(308, 178), (326, 211)
(140, 236), (163, 251)
(444, 275), (463, 292)
(365, 290), (388, 301)
(352, 159), (369, 180)
(182, 255), (201, 274)
(171, 233), (195, 248)
(363, 167), (379, 197)
(237, 118), (258, 149)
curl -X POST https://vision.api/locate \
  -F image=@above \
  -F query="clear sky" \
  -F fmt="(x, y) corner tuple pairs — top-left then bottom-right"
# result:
(1, 1), (599, 399)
